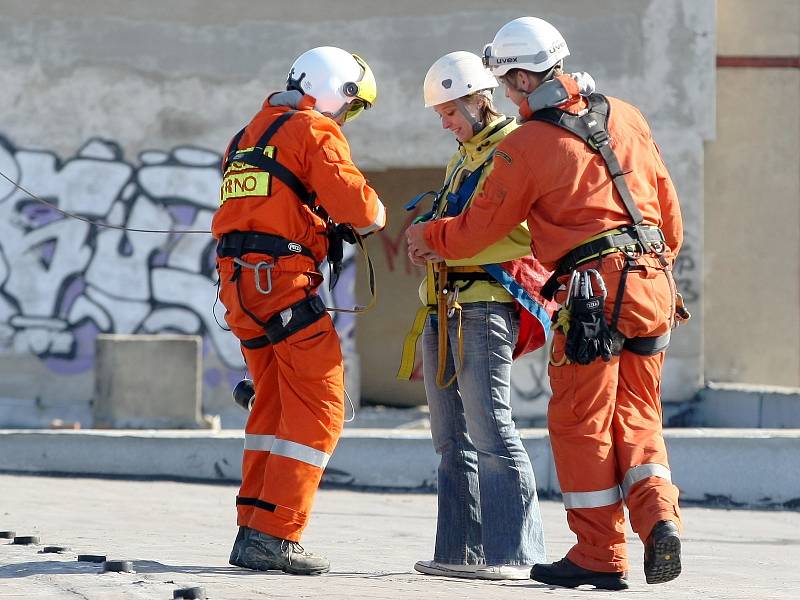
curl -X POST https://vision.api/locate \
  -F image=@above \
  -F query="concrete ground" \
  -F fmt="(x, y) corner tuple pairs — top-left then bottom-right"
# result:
(0, 475), (798, 599)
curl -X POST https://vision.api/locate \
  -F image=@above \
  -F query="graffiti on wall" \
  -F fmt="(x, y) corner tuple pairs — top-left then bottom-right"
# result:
(672, 242), (698, 303)
(0, 136), (356, 397)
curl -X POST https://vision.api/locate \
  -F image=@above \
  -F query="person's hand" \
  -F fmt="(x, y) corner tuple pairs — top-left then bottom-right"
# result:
(406, 223), (443, 263)
(408, 247), (428, 266)
(674, 292), (691, 325)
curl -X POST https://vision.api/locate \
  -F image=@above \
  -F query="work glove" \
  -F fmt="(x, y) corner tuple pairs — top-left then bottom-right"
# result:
(267, 90), (315, 110)
(526, 72), (597, 114)
(564, 295), (614, 365)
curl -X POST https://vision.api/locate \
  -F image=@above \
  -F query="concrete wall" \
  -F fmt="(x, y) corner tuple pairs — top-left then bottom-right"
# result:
(705, 0), (800, 387)
(2, 427), (799, 507)
(0, 1), (715, 423)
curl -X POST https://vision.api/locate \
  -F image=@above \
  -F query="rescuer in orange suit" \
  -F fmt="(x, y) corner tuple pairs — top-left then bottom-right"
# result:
(212, 46), (386, 575)
(407, 18), (684, 591)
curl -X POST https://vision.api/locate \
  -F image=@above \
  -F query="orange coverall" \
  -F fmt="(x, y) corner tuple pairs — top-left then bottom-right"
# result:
(423, 94), (683, 573)
(212, 100), (385, 542)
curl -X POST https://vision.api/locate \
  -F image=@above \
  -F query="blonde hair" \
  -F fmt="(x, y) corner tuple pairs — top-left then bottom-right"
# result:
(461, 91), (503, 124)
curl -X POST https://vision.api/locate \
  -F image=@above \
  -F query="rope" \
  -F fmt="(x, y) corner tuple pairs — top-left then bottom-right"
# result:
(0, 169), (211, 234)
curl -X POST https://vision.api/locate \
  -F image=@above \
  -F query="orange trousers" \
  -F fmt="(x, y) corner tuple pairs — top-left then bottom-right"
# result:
(218, 254), (344, 542)
(548, 252), (682, 573)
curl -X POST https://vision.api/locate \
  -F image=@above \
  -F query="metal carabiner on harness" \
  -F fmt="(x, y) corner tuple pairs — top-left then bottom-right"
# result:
(583, 269), (607, 298)
(565, 270), (581, 307)
(233, 257), (275, 295)
(446, 285), (460, 318)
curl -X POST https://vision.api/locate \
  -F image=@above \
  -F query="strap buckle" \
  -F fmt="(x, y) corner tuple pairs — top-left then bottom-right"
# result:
(587, 129), (610, 150)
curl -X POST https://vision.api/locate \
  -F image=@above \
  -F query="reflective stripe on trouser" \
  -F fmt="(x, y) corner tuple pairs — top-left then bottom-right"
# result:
(244, 434), (332, 468)
(547, 256), (681, 573)
(561, 464), (672, 510)
(562, 486), (622, 510)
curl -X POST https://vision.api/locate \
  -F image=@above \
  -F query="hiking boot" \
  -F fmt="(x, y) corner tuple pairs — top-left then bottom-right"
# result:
(235, 528), (330, 575)
(475, 564), (532, 580)
(228, 526), (248, 568)
(644, 520), (681, 584)
(413, 560), (478, 579)
(530, 557), (629, 590)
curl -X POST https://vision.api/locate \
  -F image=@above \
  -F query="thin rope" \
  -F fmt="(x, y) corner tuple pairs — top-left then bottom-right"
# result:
(0, 169), (212, 234)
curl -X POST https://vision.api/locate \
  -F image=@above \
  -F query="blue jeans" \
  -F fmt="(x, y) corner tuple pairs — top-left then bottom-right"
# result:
(423, 302), (546, 565)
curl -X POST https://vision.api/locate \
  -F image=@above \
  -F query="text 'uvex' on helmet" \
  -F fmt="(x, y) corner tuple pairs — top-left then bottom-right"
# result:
(482, 17), (569, 77)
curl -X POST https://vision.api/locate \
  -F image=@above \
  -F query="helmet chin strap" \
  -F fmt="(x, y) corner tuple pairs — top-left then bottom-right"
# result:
(538, 61), (562, 84)
(454, 98), (486, 137)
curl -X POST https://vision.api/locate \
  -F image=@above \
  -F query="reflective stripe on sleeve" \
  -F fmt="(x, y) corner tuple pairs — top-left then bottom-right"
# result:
(622, 463), (672, 497)
(355, 201), (386, 235)
(271, 439), (331, 469)
(244, 434), (275, 451)
(562, 485), (622, 509)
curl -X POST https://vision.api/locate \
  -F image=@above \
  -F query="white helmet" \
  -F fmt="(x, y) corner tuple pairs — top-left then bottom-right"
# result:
(482, 17), (570, 77)
(287, 46), (377, 122)
(423, 51), (498, 108)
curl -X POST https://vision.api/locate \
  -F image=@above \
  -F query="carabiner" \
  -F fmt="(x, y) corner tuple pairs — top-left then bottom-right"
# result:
(565, 270), (581, 308)
(446, 285), (460, 318)
(253, 261), (274, 295)
(584, 269), (607, 298)
(233, 257), (274, 295)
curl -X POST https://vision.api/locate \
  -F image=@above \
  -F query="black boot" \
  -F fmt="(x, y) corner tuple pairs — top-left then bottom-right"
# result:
(644, 520), (681, 584)
(228, 526), (248, 567)
(531, 557), (628, 591)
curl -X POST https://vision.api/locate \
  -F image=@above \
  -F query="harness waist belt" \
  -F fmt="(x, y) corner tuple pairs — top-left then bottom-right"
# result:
(446, 272), (493, 282)
(217, 231), (315, 261)
(541, 226), (665, 300)
(560, 226), (665, 273)
(432, 265), (493, 282)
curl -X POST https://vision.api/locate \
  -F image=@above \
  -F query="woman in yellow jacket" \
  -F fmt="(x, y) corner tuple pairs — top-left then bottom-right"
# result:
(405, 51), (545, 581)
(405, 51), (594, 581)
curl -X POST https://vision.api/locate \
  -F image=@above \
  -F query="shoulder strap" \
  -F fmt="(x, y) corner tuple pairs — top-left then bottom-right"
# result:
(222, 110), (316, 207)
(443, 151), (494, 217)
(223, 127), (247, 173)
(531, 94), (643, 225)
(254, 110), (297, 148)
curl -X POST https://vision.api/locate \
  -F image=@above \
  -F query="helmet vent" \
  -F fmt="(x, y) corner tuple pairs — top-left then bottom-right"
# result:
(441, 78), (452, 89)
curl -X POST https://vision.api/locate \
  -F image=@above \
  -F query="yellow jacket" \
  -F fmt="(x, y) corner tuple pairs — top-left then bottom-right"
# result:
(419, 115), (531, 305)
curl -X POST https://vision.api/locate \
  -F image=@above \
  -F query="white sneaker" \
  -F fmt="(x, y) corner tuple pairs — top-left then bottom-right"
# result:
(475, 564), (533, 580)
(414, 560), (479, 579)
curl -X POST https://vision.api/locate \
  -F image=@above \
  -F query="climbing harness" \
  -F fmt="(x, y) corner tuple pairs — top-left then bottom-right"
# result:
(219, 110), (377, 322)
(533, 94), (681, 361)
(398, 117), (555, 382)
